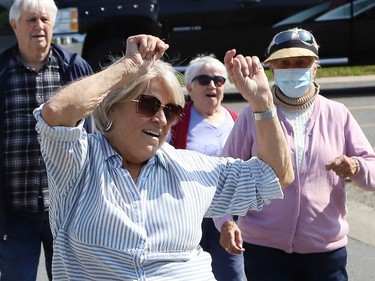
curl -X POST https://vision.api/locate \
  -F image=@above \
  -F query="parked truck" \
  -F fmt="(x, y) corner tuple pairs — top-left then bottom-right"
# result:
(53, 0), (328, 71)
(1, 0), (374, 71)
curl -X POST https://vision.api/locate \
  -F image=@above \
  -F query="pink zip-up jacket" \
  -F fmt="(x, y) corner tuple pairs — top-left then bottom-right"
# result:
(214, 94), (375, 254)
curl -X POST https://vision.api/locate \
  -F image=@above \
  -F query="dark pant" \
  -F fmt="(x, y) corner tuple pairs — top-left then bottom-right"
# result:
(243, 242), (348, 281)
(0, 212), (53, 281)
(200, 218), (244, 281)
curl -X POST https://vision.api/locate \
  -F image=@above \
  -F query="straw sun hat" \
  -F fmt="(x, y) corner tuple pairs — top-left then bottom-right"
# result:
(264, 28), (319, 63)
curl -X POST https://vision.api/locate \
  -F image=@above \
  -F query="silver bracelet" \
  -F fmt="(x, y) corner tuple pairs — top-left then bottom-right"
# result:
(253, 106), (277, 121)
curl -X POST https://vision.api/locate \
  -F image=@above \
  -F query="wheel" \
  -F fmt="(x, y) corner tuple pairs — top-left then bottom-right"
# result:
(84, 37), (126, 72)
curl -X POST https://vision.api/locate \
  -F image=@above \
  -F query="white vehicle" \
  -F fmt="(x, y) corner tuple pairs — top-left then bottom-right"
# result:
(0, 2), (83, 55)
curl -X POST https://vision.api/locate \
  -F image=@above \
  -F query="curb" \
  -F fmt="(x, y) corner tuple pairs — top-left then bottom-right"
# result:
(316, 75), (375, 89)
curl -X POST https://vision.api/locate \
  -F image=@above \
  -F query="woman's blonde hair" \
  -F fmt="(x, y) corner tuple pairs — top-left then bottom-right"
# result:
(93, 59), (185, 132)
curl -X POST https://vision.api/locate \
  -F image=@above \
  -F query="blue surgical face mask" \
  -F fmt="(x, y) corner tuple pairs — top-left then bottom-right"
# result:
(274, 68), (313, 98)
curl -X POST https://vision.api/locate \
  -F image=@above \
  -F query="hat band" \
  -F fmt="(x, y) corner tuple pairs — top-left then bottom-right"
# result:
(267, 40), (318, 58)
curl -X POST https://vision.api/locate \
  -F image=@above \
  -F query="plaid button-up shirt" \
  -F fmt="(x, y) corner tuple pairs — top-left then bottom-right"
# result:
(3, 53), (61, 212)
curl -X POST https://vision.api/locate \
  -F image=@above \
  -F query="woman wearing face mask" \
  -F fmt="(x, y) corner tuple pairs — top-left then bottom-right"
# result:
(214, 27), (375, 281)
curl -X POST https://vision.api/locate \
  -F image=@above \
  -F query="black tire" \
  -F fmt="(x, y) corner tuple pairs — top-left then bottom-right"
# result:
(84, 37), (127, 72)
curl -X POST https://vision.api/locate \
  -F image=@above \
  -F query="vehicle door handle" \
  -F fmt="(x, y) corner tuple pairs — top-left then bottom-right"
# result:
(238, 0), (261, 7)
(238, 0), (261, 3)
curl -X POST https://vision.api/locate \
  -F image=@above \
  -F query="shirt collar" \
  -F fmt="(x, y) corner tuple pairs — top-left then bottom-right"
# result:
(15, 48), (52, 71)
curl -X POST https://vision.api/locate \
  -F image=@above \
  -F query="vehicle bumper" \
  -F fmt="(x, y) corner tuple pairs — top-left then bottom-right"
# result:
(52, 33), (85, 55)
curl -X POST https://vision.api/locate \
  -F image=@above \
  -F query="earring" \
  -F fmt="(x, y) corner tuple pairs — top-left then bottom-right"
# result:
(105, 121), (113, 131)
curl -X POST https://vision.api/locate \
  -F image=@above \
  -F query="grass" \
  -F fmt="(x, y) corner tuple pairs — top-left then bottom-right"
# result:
(265, 65), (375, 80)
(316, 65), (375, 77)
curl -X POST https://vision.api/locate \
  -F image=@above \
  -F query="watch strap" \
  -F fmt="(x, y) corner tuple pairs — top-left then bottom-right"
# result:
(253, 106), (277, 121)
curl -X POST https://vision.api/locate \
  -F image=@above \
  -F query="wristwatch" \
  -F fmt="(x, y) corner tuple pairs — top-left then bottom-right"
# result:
(253, 106), (277, 121)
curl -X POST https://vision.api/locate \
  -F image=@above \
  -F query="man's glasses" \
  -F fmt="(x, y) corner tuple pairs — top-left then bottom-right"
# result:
(191, 75), (226, 87)
(132, 94), (183, 124)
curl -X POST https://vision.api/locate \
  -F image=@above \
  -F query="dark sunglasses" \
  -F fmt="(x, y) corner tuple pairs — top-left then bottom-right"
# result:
(273, 30), (315, 46)
(131, 94), (183, 124)
(191, 75), (226, 87)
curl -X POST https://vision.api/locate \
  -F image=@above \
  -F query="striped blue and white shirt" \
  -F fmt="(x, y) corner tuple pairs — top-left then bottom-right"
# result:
(34, 105), (283, 281)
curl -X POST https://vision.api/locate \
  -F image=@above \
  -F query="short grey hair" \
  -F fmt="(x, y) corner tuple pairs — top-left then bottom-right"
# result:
(184, 55), (227, 87)
(93, 59), (186, 132)
(9, 0), (58, 24)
